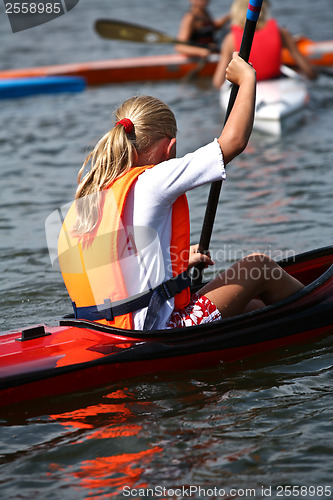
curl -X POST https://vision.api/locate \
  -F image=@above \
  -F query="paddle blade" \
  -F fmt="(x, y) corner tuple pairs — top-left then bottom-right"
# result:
(95, 19), (176, 45)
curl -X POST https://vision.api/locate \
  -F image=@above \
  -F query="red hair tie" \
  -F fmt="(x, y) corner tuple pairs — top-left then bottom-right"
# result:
(116, 118), (134, 134)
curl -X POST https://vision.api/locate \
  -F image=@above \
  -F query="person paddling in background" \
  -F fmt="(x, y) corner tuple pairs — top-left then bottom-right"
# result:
(176, 0), (230, 58)
(58, 53), (303, 331)
(213, 0), (317, 88)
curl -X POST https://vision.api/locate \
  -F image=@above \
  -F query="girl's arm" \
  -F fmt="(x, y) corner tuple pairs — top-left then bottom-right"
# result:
(217, 52), (256, 165)
(214, 13), (230, 30)
(175, 12), (211, 58)
(212, 33), (234, 88)
(280, 27), (317, 80)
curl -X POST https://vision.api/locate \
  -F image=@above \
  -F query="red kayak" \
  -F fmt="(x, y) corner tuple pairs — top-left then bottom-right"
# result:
(0, 37), (332, 86)
(1, 245), (333, 407)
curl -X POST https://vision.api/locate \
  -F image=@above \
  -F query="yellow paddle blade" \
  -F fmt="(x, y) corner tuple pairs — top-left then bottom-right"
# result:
(95, 19), (177, 45)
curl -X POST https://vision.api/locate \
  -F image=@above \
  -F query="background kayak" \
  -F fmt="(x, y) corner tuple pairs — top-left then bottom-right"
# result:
(0, 76), (86, 99)
(0, 37), (332, 86)
(0, 53), (220, 86)
(220, 72), (309, 135)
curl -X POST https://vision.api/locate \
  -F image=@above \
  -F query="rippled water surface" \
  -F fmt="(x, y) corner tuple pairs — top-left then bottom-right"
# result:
(0, 0), (333, 498)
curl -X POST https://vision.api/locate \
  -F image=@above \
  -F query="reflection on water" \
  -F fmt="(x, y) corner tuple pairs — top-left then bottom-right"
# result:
(47, 389), (163, 497)
(1, 337), (333, 497)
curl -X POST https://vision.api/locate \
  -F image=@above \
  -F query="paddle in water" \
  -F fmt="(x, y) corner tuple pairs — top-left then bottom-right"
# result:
(191, 0), (264, 286)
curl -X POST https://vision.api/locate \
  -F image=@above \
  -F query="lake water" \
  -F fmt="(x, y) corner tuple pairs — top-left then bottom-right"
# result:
(0, 0), (333, 498)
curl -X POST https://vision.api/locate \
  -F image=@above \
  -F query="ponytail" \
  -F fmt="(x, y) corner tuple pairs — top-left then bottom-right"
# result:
(72, 95), (177, 235)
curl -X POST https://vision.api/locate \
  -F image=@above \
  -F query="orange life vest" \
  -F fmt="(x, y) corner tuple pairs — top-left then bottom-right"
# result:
(232, 19), (282, 81)
(58, 165), (191, 329)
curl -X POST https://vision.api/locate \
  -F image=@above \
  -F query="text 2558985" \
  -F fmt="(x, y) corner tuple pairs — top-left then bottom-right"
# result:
(5, 3), (62, 14)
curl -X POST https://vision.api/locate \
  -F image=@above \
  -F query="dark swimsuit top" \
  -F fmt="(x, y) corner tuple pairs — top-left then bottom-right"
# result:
(189, 14), (216, 45)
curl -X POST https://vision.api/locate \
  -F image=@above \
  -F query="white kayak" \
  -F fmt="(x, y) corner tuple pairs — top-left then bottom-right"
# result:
(219, 69), (309, 136)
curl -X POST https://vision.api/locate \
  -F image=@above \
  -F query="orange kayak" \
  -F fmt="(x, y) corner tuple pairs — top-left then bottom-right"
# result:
(0, 37), (332, 86)
(0, 53), (217, 86)
(282, 36), (333, 67)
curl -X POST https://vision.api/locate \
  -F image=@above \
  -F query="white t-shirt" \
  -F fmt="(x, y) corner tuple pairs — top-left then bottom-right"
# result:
(120, 139), (226, 329)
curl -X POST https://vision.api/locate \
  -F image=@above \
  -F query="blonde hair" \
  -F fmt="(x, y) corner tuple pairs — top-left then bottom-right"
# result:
(72, 95), (177, 235)
(231, 0), (269, 30)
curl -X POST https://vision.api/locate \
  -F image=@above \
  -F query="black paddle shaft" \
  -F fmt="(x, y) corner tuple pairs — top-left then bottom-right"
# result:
(191, 8), (261, 287)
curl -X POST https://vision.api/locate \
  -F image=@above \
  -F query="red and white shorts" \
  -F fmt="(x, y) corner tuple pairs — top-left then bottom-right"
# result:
(166, 292), (221, 328)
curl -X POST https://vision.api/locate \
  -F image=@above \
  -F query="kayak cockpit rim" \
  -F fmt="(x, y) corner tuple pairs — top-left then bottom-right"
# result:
(59, 245), (333, 339)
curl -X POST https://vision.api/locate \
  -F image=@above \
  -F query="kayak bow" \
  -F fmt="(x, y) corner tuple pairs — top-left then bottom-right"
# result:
(220, 72), (309, 136)
(1, 246), (333, 407)
(0, 76), (86, 99)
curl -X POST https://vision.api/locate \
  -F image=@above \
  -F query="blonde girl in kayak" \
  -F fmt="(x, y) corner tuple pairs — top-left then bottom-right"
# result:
(213, 0), (317, 88)
(58, 52), (303, 330)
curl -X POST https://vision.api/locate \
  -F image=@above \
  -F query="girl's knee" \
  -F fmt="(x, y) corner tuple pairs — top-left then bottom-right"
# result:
(242, 253), (283, 281)
(243, 252), (272, 265)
